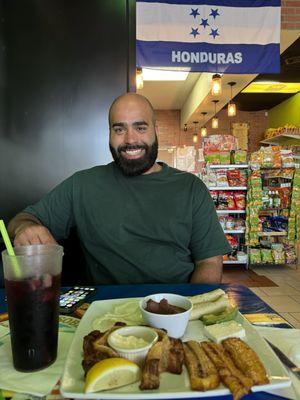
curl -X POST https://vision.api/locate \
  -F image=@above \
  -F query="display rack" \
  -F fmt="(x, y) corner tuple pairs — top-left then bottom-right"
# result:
(247, 166), (297, 267)
(206, 164), (248, 266)
(260, 134), (300, 146)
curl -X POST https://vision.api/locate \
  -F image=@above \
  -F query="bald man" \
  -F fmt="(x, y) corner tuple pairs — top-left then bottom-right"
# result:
(8, 93), (231, 285)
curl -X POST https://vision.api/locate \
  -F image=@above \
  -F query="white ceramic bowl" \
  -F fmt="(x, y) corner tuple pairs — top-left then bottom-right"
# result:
(107, 326), (158, 366)
(139, 293), (192, 339)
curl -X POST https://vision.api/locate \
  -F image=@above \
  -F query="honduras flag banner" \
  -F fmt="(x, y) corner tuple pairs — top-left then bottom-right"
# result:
(136, 0), (281, 73)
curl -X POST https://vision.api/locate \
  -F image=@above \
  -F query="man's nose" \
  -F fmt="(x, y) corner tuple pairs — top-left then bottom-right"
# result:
(125, 126), (138, 143)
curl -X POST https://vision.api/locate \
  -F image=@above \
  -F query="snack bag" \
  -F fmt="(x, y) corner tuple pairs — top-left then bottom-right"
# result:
(234, 150), (247, 164)
(281, 149), (294, 168)
(210, 191), (218, 207)
(227, 192), (236, 210)
(262, 147), (274, 168)
(218, 191), (228, 210)
(261, 248), (273, 263)
(219, 151), (231, 165)
(249, 248), (262, 264)
(234, 192), (246, 210)
(216, 170), (229, 187)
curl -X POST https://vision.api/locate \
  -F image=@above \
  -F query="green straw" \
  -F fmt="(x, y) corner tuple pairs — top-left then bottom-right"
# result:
(0, 219), (21, 278)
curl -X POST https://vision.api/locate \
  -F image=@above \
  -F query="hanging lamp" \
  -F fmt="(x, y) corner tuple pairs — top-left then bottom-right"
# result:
(193, 121), (199, 143)
(211, 74), (222, 96)
(136, 67), (143, 90)
(200, 112), (207, 137)
(212, 100), (219, 129)
(227, 82), (237, 117)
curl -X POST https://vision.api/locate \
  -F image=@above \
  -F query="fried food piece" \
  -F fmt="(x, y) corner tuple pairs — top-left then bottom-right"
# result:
(168, 338), (184, 374)
(140, 341), (162, 390)
(183, 341), (220, 391)
(82, 328), (121, 374)
(222, 337), (269, 385)
(140, 334), (184, 390)
(202, 341), (252, 400)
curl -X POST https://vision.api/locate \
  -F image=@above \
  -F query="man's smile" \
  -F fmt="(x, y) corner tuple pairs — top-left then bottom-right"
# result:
(120, 147), (146, 159)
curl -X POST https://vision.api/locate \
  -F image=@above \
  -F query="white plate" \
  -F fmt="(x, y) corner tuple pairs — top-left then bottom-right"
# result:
(60, 298), (291, 399)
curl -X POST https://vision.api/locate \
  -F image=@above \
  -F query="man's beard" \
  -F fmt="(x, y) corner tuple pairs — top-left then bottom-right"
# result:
(110, 136), (158, 177)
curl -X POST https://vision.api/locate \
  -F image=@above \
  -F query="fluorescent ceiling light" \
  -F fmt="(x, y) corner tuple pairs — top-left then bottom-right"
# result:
(242, 81), (300, 93)
(142, 68), (189, 81)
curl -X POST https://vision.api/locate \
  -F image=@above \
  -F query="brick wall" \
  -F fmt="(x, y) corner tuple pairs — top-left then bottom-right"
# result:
(282, 0), (300, 29)
(155, 109), (269, 156)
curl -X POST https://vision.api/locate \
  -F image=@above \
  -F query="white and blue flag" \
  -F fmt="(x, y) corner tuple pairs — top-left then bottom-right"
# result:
(136, 0), (281, 73)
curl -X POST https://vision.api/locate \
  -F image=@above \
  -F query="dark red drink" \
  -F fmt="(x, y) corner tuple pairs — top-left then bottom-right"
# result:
(5, 273), (61, 372)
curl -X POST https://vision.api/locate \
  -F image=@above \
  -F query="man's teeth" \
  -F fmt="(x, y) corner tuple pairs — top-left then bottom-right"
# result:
(125, 149), (143, 154)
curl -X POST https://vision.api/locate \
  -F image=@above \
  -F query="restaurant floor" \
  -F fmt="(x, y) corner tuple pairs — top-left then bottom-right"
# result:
(222, 264), (300, 328)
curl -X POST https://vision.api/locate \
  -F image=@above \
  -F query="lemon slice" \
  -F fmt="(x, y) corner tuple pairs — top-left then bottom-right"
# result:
(84, 357), (141, 393)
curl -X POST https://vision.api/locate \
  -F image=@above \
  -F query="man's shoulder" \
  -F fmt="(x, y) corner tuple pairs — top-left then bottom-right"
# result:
(165, 165), (205, 186)
(73, 162), (114, 180)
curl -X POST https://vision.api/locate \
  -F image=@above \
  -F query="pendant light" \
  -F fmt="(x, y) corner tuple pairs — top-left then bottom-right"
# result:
(184, 123), (187, 132)
(136, 67), (143, 90)
(212, 100), (219, 129)
(193, 121), (199, 143)
(201, 112), (207, 137)
(211, 74), (222, 96)
(227, 81), (237, 117)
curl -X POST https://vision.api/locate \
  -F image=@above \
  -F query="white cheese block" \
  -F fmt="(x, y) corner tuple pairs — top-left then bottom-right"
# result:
(203, 320), (246, 343)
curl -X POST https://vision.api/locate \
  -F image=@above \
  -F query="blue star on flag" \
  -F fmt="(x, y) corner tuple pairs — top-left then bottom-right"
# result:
(190, 8), (200, 18)
(209, 28), (220, 39)
(200, 18), (209, 28)
(190, 27), (200, 38)
(209, 9), (220, 19)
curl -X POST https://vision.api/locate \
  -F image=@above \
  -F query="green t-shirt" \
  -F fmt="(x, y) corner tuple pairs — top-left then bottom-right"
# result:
(24, 162), (231, 284)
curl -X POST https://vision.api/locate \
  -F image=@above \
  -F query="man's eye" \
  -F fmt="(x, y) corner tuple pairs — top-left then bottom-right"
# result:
(137, 126), (147, 132)
(114, 127), (125, 134)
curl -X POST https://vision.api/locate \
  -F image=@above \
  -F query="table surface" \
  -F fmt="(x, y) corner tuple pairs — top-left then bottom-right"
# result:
(0, 283), (293, 400)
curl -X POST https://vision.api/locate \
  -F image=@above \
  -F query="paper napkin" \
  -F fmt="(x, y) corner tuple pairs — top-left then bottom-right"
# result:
(256, 326), (300, 400)
(0, 327), (75, 396)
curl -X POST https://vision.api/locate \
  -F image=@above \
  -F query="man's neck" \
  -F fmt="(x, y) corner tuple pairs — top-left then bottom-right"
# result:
(143, 162), (162, 175)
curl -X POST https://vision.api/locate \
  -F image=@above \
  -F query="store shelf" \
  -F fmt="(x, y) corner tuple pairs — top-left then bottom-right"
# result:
(223, 229), (245, 234)
(258, 231), (287, 237)
(260, 134), (300, 146)
(223, 260), (248, 264)
(208, 164), (248, 169)
(209, 186), (247, 191)
(216, 210), (246, 214)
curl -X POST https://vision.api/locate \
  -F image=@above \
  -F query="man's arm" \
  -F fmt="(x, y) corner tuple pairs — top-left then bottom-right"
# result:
(190, 255), (223, 284)
(8, 212), (57, 246)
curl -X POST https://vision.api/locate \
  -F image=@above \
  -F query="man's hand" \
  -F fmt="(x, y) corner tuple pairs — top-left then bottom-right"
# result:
(14, 224), (57, 246)
(190, 255), (223, 284)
